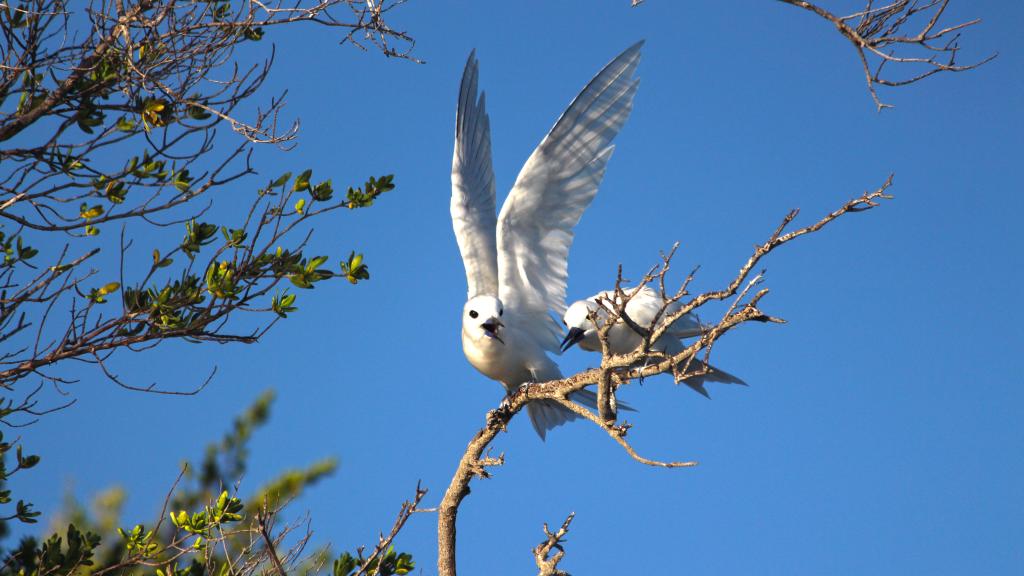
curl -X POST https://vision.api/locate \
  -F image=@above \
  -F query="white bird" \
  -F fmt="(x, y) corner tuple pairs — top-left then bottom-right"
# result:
(561, 286), (746, 397)
(451, 43), (642, 439)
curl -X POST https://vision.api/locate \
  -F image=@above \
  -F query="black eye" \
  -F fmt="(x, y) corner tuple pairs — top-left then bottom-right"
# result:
(469, 310), (479, 319)
(499, 309), (503, 316)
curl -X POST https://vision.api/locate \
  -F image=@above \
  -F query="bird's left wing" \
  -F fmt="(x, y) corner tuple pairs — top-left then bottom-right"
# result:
(497, 42), (643, 351)
(625, 286), (704, 338)
(451, 51), (499, 299)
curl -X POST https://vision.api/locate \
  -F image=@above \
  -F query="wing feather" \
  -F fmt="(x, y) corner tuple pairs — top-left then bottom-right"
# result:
(451, 51), (499, 299)
(497, 42), (643, 351)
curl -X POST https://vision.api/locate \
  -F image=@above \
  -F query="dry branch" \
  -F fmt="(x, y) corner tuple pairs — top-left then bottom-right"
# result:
(778, 0), (994, 110)
(533, 513), (575, 576)
(437, 176), (894, 576)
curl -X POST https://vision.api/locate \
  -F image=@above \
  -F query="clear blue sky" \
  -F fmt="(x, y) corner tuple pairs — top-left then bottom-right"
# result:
(12, 1), (1023, 574)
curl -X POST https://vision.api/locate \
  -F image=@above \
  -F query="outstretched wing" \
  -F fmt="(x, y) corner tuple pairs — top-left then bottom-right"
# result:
(451, 51), (499, 299)
(497, 41), (643, 351)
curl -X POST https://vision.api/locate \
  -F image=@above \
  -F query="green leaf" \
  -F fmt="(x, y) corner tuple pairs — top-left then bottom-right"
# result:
(271, 292), (298, 318)
(271, 172), (292, 188)
(340, 251), (370, 284)
(293, 169), (312, 192)
(311, 179), (334, 201)
(79, 203), (105, 220)
(243, 26), (264, 41)
(116, 116), (137, 132)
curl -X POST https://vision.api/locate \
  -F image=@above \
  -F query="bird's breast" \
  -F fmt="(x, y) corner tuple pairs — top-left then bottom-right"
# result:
(461, 328), (534, 391)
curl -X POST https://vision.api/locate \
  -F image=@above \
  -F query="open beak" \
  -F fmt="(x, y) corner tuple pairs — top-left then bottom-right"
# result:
(481, 319), (504, 344)
(559, 327), (585, 353)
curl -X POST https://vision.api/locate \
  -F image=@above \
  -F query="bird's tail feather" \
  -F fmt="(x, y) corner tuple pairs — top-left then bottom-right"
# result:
(527, 400), (577, 441)
(525, 389), (636, 440)
(677, 360), (746, 398)
(569, 389), (636, 412)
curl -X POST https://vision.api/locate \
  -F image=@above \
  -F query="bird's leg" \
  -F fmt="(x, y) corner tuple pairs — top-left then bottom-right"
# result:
(497, 381), (531, 412)
(498, 394), (513, 411)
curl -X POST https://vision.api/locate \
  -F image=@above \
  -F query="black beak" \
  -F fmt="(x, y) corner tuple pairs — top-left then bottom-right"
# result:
(560, 327), (585, 353)
(482, 319), (504, 344)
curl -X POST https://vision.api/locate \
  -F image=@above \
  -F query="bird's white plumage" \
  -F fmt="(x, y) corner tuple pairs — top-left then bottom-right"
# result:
(563, 286), (745, 398)
(451, 52), (499, 299)
(451, 43), (642, 438)
(498, 42), (642, 353)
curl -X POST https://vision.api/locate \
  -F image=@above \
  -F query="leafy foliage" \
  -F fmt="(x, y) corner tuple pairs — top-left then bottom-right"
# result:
(0, 392), (416, 576)
(0, 2), (400, 420)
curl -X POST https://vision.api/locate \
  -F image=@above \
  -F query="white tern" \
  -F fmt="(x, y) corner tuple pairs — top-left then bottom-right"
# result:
(451, 43), (642, 439)
(562, 286), (746, 397)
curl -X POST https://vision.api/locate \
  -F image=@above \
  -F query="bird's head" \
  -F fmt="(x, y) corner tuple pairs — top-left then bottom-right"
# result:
(560, 300), (602, 352)
(463, 295), (505, 344)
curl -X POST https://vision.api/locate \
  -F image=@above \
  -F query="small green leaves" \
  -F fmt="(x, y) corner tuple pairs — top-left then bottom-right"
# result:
(181, 220), (218, 259)
(242, 26), (264, 41)
(288, 255), (332, 289)
(88, 282), (120, 303)
(333, 547), (414, 576)
(271, 291), (297, 318)
(28, 524), (101, 574)
(79, 203), (104, 220)
(170, 491), (244, 538)
(15, 445), (40, 470)
(271, 172), (291, 188)
(172, 169), (193, 193)
(157, 560), (204, 576)
(1, 231), (38, 267)
(346, 174), (394, 209)
(116, 116), (137, 132)
(15, 499), (40, 523)
(311, 179), (334, 201)
(340, 252), (369, 284)
(152, 249), (174, 269)
(50, 146), (83, 173)
(103, 179), (127, 204)
(130, 151), (168, 180)
(205, 261), (239, 299)
(123, 274), (205, 331)
(220, 226), (247, 247)
(6, 6), (27, 29)
(75, 102), (105, 134)
(294, 197), (306, 214)
(333, 553), (358, 576)
(118, 524), (158, 558)
(186, 102), (212, 121)
(140, 98), (171, 131)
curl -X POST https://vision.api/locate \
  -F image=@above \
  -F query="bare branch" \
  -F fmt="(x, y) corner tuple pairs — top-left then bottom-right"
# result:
(533, 512), (575, 576)
(777, 0), (995, 110)
(438, 177), (894, 576)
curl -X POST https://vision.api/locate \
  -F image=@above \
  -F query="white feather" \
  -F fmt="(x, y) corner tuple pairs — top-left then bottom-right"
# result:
(452, 44), (642, 438)
(451, 51), (499, 299)
(563, 286), (746, 398)
(498, 41), (643, 353)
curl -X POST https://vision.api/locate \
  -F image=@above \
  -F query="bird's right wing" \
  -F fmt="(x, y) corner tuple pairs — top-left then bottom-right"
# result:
(497, 42), (643, 352)
(451, 51), (499, 299)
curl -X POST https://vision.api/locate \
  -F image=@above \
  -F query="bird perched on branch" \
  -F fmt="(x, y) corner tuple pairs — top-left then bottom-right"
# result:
(562, 286), (745, 397)
(451, 42), (642, 439)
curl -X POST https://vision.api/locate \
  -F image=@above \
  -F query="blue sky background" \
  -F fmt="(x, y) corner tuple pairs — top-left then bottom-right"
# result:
(9, 1), (1023, 574)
